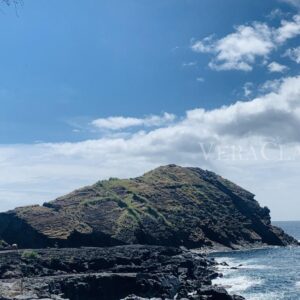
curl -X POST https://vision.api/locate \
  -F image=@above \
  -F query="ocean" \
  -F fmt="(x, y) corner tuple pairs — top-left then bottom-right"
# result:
(210, 221), (300, 300)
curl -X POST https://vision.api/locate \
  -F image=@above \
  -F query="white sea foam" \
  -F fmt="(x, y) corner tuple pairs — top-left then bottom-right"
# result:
(214, 257), (237, 266)
(215, 257), (272, 275)
(246, 292), (284, 300)
(296, 281), (300, 289)
(240, 261), (273, 270)
(213, 275), (263, 294)
(214, 257), (239, 275)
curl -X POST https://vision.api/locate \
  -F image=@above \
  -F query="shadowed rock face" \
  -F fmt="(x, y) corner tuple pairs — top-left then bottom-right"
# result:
(0, 165), (297, 249)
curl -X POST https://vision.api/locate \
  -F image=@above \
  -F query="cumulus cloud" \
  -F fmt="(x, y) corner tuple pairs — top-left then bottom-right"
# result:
(2, 76), (300, 219)
(284, 46), (300, 63)
(191, 15), (300, 71)
(276, 15), (300, 43)
(91, 113), (176, 130)
(195, 23), (274, 71)
(267, 61), (289, 72)
(181, 76), (300, 143)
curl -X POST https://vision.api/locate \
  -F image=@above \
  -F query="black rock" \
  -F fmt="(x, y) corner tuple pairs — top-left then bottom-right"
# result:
(0, 245), (240, 300)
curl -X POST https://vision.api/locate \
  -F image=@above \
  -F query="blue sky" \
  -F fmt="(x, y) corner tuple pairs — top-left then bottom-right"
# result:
(1, 0), (300, 220)
(0, 0), (298, 143)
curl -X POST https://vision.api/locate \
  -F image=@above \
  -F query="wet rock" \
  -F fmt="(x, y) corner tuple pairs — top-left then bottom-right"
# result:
(197, 286), (240, 299)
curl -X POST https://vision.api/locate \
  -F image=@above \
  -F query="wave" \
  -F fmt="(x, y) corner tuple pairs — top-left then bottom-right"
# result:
(214, 256), (236, 265)
(212, 275), (263, 294)
(213, 247), (300, 298)
(214, 257), (240, 275)
(239, 261), (273, 270)
(215, 257), (272, 273)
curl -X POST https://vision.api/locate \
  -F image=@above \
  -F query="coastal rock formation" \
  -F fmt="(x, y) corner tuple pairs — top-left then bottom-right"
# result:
(0, 165), (297, 249)
(0, 245), (244, 300)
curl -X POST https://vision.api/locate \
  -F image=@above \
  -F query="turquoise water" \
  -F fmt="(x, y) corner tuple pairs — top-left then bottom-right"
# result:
(210, 221), (300, 300)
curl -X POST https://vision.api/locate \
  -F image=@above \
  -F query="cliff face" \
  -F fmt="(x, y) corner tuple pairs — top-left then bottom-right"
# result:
(0, 165), (296, 249)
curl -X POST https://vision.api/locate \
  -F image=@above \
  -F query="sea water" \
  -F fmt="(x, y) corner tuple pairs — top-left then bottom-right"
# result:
(210, 221), (300, 300)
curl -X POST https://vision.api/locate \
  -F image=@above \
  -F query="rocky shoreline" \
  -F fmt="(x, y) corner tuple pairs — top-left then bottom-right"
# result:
(0, 245), (245, 300)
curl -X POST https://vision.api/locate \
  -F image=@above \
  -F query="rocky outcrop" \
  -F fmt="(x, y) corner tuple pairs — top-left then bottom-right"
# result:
(0, 165), (297, 249)
(0, 245), (244, 300)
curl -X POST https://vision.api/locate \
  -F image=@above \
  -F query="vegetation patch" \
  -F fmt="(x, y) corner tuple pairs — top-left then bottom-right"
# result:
(81, 195), (128, 209)
(22, 250), (39, 260)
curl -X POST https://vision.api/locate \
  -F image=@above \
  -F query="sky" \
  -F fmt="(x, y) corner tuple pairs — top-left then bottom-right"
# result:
(0, 0), (300, 220)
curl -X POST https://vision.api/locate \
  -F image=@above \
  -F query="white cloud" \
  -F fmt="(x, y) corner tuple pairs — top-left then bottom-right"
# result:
(275, 15), (300, 43)
(181, 76), (300, 143)
(203, 23), (273, 71)
(196, 77), (205, 82)
(280, 0), (300, 8)
(284, 46), (300, 63)
(243, 82), (253, 97)
(2, 76), (300, 219)
(267, 61), (289, 72)
(191, 35), (215, 53)
(91, 113), (176, 130)
(259, 78), (284, 93)
(268, 8), (290, 20)
(182, 61), (197, 67)
(191, 15), (300, 71)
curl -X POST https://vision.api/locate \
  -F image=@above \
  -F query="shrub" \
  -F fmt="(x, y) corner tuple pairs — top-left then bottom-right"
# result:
(21, 250), (39, 260)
